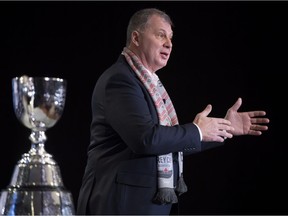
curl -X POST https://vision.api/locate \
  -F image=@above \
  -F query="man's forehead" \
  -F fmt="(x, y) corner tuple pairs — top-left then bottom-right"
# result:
(147, 15), (173, 34)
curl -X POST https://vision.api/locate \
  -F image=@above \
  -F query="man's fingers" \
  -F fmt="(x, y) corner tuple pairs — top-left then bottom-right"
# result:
(248, 111), (267, 117)
(218, 118), (232, 126)
(251, 118), (270, 124)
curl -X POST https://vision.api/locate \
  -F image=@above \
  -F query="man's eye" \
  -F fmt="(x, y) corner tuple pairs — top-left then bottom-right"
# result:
(156, 32), (173, 42)
(157, 32), (165, 39)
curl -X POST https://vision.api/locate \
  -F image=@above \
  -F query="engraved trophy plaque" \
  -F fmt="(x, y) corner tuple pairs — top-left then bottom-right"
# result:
(0, 75), (75, 215)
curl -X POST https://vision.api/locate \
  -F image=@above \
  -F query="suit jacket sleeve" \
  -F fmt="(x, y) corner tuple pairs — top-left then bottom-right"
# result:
(101, 63), (207, 156)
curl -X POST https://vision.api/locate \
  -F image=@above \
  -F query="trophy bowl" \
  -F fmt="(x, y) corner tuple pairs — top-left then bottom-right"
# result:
(13, 75), (65, 130)
(0, 75), (75, 215)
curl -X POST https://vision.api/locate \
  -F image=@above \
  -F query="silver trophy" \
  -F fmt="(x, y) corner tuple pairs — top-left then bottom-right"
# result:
(0, 75), (75, 215)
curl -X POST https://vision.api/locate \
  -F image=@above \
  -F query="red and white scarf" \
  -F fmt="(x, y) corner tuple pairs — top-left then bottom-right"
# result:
(122, 47), (187, 204)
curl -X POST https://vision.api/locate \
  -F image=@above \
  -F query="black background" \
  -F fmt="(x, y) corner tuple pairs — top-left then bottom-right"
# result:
(0, 1), (286, 214)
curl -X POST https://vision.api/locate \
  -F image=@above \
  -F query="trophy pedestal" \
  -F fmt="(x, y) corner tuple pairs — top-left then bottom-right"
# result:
(0, 188), (74, 215)
(0, 146), (75, 215)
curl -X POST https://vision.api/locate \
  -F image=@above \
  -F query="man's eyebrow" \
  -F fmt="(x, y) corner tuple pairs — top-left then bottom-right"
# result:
(158, 28), (173, 35)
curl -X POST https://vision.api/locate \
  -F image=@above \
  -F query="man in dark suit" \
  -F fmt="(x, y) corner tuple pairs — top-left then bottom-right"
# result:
(77, 8), (269, 215)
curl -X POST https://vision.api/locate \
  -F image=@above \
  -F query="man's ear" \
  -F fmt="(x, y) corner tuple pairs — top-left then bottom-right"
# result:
(131, 31), (140, 46)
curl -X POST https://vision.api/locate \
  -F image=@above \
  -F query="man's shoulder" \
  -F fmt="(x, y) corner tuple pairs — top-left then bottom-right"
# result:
(96, 55), (135, 84)
(104, 55), (134, 77)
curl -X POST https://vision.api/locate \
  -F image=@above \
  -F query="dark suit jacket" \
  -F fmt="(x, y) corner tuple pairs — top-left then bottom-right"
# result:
(76, 55), (223, 215)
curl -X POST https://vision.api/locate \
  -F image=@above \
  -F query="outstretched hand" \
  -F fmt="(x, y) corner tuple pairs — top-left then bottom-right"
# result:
(193, 104), (235, 142)
(224, 97), (269, 136)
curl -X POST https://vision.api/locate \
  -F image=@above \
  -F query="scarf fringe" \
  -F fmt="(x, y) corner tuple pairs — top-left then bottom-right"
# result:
(175, 174), (188, 195)
(153, 188), (178, 205)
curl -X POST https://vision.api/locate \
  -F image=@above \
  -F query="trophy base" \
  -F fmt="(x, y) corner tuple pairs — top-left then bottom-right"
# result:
(0, 187), (75, 215)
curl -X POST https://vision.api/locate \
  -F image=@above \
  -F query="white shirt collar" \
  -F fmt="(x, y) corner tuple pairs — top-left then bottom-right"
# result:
(146, 69), (159, 87)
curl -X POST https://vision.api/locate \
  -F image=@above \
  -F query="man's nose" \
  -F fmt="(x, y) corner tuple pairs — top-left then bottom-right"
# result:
(164, 38), (172, 49)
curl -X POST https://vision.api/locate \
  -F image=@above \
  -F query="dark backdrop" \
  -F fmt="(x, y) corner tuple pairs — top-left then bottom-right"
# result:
(0, 1), (286, 215)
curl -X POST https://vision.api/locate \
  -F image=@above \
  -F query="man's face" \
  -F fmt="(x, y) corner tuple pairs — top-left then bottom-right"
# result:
(136, 15), (173, 72)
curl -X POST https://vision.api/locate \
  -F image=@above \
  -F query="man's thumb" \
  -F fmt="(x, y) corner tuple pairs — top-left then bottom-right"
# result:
(200, 104), (212, 117)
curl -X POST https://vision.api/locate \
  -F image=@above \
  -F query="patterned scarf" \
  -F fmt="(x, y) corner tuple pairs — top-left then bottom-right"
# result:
(122, 47), (187, 204)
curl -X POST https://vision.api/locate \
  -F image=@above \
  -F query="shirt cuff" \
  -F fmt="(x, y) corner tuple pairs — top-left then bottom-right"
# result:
(193, 123), (203, 141)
